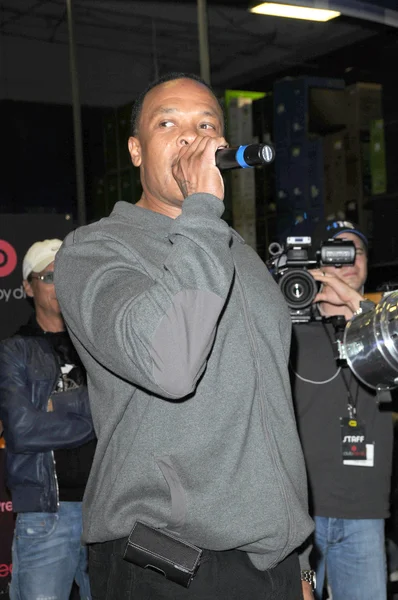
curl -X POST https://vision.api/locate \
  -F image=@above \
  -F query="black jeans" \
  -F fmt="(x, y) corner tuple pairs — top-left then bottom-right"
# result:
(88, 537), (303, 599)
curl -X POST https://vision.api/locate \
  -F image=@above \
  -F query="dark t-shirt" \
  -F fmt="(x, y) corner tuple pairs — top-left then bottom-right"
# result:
(47, 331), (96, 502)
(291, 321), (393, 519)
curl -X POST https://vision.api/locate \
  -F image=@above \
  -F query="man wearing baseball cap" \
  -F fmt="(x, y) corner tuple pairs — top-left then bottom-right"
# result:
(290, 219), (393, 600)
(0, 239), (96, 599)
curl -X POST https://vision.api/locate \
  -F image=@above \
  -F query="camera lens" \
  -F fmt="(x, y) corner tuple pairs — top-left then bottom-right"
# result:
(279, 269), (318, 310)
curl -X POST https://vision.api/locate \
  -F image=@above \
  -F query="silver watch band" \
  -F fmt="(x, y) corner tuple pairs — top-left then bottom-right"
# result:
(301, 569), (316, 591)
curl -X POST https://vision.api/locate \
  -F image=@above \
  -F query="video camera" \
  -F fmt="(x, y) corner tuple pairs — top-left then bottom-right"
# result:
(267, 236), (356, 323)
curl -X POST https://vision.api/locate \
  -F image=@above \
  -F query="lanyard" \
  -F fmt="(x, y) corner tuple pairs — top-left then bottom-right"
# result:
(322, 321), (360, 419)
(342, 371), (360, 419)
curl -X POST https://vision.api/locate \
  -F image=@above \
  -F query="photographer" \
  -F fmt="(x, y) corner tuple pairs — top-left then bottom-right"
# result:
(290, 220), (393, 600)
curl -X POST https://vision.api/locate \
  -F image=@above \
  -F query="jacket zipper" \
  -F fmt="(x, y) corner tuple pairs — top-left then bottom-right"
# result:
(235, 270), (294, 563)
(48, 355), (61, 510)
(51, 450), (60, 509)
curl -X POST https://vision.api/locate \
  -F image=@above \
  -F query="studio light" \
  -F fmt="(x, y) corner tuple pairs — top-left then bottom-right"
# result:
(250, 2), (341, 22)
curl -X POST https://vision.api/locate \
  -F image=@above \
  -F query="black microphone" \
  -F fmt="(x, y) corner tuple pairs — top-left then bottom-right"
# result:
(215, 143), (275, 170)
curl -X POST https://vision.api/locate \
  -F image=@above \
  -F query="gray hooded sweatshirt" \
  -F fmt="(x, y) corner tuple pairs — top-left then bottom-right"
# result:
(54, 194), (313, 570)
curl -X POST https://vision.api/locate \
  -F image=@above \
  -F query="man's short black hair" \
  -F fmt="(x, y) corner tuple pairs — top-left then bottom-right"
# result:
(130, 72), (223, 136)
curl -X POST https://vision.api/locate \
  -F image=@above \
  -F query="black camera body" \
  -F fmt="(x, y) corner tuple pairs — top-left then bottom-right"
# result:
(268, 236), (356, 323)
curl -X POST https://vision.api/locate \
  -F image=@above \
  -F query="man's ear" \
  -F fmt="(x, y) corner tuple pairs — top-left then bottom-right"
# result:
(23, 279), (34, 298)
(128, 136), (142, 167)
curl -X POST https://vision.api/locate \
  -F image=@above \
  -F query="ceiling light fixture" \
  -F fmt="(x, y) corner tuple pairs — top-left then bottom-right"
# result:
(250, 2), (341, 22)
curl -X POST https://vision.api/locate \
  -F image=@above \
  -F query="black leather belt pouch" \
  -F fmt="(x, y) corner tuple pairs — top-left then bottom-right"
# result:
(123, 521), (202, 588)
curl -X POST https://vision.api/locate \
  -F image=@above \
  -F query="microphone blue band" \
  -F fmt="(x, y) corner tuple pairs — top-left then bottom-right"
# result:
(236, 145), (250, 168)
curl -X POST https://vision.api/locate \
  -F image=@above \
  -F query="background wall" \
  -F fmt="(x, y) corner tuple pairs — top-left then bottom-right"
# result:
(0, 100), (107, 223)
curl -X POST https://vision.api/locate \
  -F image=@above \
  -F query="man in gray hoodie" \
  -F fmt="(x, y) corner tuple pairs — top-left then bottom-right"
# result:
(54, 72), (314, 599)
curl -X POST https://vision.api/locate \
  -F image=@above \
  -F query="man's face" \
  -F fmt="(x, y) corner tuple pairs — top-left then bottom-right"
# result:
(323, 232), (367, 292)
(128, 78), (224, 208)
(23, 261), (61, 317)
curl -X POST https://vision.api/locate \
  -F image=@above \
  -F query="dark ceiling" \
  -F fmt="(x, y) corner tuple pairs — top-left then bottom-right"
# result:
(0, 0), (397, 107)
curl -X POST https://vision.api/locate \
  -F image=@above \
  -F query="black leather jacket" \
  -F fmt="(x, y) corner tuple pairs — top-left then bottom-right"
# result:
(0, 331), (95, 513)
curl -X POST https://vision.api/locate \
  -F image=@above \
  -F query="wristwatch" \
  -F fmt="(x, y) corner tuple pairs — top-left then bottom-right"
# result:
(353, 299), (375, 317)
(301, 569), (316, 591)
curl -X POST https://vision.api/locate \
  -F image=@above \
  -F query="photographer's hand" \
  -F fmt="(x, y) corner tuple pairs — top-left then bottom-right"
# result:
(311, 269), (363, 316)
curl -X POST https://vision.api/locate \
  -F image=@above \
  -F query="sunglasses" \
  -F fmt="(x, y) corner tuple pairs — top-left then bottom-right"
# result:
(30, 272), (55, 284)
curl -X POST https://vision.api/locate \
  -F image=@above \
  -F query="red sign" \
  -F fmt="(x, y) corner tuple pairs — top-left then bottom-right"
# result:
(0, 240), (17, 278)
